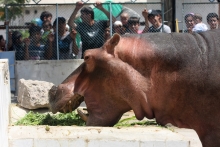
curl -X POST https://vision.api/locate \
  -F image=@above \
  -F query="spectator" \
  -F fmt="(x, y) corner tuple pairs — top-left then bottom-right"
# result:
(41, 20), (52, 45)
(142, 9), (171, 33)
(120, 12), (129, 32)
(9, 31), (30, 60)
(184, 13), (195, 33)
(126, 17), (141, 34)
(45, 17), (78, 60)
(0, 35), (5, 52)
(40, 11), (53, 23)
(192, 13), (208, 33)
(207, 13), (219, 30)
(104, 27), (111, 42)
(68, 1), (116, 58)
(28, 25), (45, 60)
(113, 21), (125, 35)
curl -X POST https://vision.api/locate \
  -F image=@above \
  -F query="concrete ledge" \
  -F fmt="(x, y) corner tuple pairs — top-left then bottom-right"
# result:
(9, 126), (189, 147)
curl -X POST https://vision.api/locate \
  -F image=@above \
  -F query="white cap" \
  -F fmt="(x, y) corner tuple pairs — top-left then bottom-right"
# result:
(114, 21), (122, 26)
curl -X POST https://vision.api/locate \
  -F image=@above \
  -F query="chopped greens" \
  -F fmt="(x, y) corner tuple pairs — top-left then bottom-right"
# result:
(14, 111), (161, 127)
(15, 111), (86, 126)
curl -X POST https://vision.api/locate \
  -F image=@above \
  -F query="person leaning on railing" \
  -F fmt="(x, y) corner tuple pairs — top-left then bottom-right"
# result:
(68, 1), (116, 59)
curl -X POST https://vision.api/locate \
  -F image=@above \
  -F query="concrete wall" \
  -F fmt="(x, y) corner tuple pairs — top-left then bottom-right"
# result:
(0, 59), (11, 147)
(15, 60), (84, 90)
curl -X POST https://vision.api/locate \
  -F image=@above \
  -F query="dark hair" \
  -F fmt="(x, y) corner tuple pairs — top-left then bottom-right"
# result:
(0, 35), (3, 41)
(184, 13), (194, 22)
(29, 25), (42, 36)
(40, 11), (52, 21)
(80, 7), (94, 19)
(12, 31), (22, 44)
(128, 17), (140, 25)
(207, 13), (219, 22)
(53, 17), (66, 26)
(156, 10), (162, 16)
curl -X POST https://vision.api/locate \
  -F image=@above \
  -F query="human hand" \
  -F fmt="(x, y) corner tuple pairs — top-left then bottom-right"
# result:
(70, 28), (77, 39)
(75, 1), (84, 10)
(48, 32), (54, 42)
(142, 8), (148, 18)
(23, 38), (30, 47)
(94, 1), (103, 10)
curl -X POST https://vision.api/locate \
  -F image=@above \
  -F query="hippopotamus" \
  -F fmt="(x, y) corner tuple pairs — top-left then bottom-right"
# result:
(49, 29), (220, 147)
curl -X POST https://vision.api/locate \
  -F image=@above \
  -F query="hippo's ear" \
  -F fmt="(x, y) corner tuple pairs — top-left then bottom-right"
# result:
(107, 33), (120, 55)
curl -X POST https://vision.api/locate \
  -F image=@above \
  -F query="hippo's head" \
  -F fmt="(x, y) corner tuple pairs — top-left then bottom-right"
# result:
(49, 34), (153, 126)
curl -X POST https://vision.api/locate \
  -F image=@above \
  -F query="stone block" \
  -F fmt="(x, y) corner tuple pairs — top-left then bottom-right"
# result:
(17, 79), (54, 109)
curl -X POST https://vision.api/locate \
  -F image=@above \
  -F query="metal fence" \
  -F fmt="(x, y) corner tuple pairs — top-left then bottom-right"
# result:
(5, 2), (163, 60)
(182, 2), (219, 33)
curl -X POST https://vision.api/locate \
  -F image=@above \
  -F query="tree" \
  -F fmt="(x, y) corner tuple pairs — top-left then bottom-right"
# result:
(0, 0), (26, 21)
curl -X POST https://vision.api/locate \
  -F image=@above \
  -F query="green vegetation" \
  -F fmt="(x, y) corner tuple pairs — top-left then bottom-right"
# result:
(15, 111), (86, 126)
(15, 111), (162, 127)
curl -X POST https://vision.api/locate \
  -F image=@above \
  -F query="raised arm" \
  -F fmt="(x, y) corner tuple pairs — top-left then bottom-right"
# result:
(142, 8), (149, 33)
(68, 1), (84, 29)
(95, 1), (116, 24)
(70, 28), (79, 56)
(44, 32), (54, 59)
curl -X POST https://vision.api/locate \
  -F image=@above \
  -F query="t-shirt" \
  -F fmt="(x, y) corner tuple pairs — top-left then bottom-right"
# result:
(28, 44), (45, 60)
(193, 23), (208, 33)
(148, 24), (171, 33)
(52, 31), (74, 60)
(76, 20), (108, 57)
(10, 44), (25, 60)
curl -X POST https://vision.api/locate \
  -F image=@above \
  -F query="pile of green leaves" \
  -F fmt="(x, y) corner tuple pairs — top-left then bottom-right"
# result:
(15, 111), (160, 127)
(15, 111), (86, 126)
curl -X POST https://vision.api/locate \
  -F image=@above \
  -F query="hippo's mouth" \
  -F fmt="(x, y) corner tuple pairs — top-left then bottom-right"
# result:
(49, 85), (85, 114)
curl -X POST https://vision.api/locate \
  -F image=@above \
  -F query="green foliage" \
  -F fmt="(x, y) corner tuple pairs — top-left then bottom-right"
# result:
(15, 111), (163, 128)
(0, 0), (25, 21)
(15, 111), (86, 126)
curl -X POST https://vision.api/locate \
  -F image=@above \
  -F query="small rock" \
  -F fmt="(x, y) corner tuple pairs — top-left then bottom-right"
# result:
(17, 79), (54, 109)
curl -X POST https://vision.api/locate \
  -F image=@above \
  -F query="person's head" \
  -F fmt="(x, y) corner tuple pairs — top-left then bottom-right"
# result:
(113, 21), (125, 35)
(80, 7), (94, 22)
(207, 13), (219, 30)
(193, 13), (202, 24)
(12, 31), (23, 44)
(29, 25), (42, 41)
(120, 12), (129, 26)
(104, 27), (110, 41)
(42, 20), (52, 32)
(184, 13), (195, 29)
(0, 35), (5, 49)
(127, 17), (140, 34)
(53, 17), (67, 34)
(148, 9), (161, 28)
(40, 11), (53, 22)
(156, 10), (162, 23)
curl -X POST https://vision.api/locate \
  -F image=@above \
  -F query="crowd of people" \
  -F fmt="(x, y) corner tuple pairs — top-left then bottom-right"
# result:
(0, 1), (219, 60)
(184, 12), (219, 33)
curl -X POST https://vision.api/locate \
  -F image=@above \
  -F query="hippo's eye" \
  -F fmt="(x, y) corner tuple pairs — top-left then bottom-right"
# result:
(84, 55), (90, 61)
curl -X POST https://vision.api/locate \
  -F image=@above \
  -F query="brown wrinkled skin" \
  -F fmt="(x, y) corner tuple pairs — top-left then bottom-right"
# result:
(49, 29), (220, 147)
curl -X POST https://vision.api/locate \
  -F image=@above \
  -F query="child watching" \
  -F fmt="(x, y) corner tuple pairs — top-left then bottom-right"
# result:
(28, 25), (45, 60)
(41, 20), (52, 44)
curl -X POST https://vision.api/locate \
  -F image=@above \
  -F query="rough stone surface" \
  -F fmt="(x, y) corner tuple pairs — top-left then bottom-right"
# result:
(17, 79), (54, 109)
